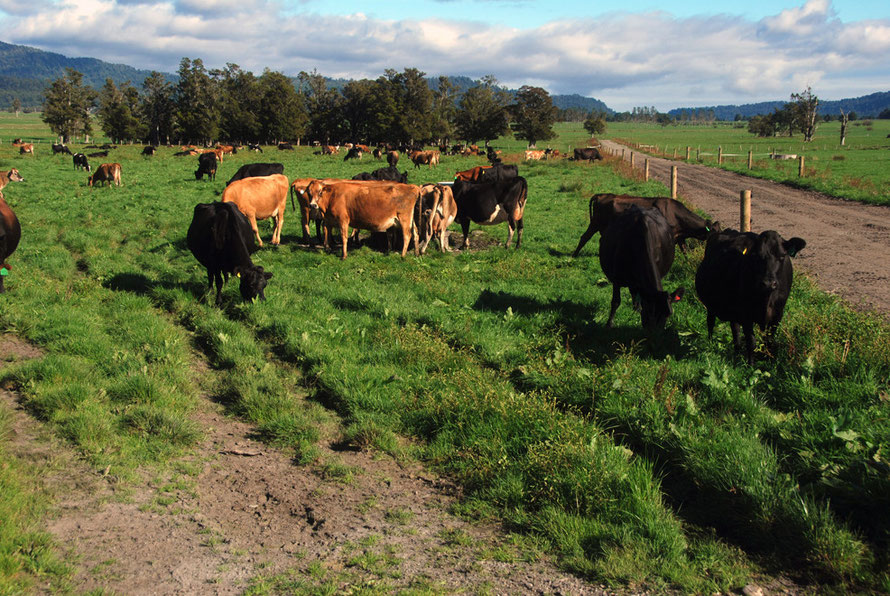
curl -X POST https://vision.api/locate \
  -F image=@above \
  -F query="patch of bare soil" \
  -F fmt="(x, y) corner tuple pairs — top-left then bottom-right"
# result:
(0, 336), (605, 595)
(602, 140), (890, 318)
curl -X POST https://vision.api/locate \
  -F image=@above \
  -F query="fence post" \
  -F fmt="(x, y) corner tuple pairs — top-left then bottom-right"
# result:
(696, 147), (701, 161)
(748, 150), (753, 169)
(671, 166), (678, 199)
(630, 152), (635, 168)
(685, 146), (690, 160)
(673, 147), (677, 158)
(718, 146), (723, 164)
(798, 155), (805, 177)
(740, 190), (752, 232)
(622, 149), (625, 160)
(644, 158), (650, 181)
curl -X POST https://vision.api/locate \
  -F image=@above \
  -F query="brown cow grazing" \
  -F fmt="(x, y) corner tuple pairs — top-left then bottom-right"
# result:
(525, 150), (546, 161)
(303, 179), (421, 259)
(410, 150), (440, 168)
(221, 174), (289, 247)
(18, 143), (34, 155)
(418, 184), (457, 254)
(0, 192), (21, 293)
(321, 145), (339, 155)
(88, 163), (122, 187)
(0, 169), (24, 198)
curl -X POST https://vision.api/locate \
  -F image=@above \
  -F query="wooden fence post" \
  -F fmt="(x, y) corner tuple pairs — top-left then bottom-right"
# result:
(748, 150), (753, 169)
(718, 146), (723, 164)
(630, 152), (635, 168)
(798, 155), (805, 177)
(740, 190), (752, 232)
(671, 166), (678, 199)
(622, 149), (625, 160)
(685, 146), (690, 160)
(644, 158), (650, 181)
(696, 147), (701, 161)
(673, 147), (677, 158)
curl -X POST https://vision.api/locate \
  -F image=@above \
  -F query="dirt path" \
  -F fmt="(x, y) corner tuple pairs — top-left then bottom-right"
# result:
(0, 335), (605, 595)
(602, 140), (890, 318)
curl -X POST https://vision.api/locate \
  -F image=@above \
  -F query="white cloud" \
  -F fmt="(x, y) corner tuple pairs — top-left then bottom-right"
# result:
(0, 0), (887, 110)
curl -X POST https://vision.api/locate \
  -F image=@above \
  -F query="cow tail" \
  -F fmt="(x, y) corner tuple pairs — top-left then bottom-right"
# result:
(290, 185), (296, 213)
(212, 207), (230, 250)
(589, 194), (598, 219)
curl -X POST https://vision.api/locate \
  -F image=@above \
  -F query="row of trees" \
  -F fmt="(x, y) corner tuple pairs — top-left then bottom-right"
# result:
(42, 60), (565, 148)
(747, 87), (820, 141)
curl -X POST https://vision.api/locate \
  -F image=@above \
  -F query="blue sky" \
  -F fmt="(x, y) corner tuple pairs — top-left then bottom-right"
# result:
(0, 0), (887, 111)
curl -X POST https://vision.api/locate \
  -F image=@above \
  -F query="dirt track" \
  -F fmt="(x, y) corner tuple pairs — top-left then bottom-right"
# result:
(602, 140), (890, 318)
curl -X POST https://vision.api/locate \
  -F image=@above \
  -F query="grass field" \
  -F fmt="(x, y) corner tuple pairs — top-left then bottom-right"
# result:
(606, 119), (890, 205)
(1, 115), (889, 593)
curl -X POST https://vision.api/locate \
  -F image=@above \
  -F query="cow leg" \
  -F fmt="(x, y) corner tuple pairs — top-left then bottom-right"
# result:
(272, 212), (284, 245)
(706, 312), (716, 338)
(340, 224), (350, 259)
(505, 220), (515, 248)
(460, 219), (471, 249)
(515, 217), (524, 249)
(730, 322), (742, 352)
(440, 229), (450, 252)
(606, 285), (622, 328)
(248, 215), (263, 247)
(409, 220), (419, 257)
(572, 223), (597, 257)
(213, 271), (225, 304)
(743, 323), (756, 365)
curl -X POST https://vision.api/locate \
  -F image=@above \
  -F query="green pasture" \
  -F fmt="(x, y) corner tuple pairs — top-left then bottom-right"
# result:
(0, 123), (888, 593)
(606, 120), (890, 205)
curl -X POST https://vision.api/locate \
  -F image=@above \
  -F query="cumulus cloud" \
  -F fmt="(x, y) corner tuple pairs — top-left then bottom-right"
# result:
(0, 0), (887, 110)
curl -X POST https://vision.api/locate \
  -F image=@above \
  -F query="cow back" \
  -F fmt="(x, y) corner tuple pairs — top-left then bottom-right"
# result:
(222, 174), (290, 219)
(187, 202), (258, 272)
(226, 163), (285, 186)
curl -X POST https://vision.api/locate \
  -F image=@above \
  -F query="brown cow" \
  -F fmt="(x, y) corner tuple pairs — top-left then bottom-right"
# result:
(524, 150), (546, 161)
(303, 179), (421, 259)
(0, 168), (24, 199)
(410, 150), (440, 168)
(18, 143), (34, 155)
(222, 174), (289, 247)
(203, 147), (224, 162)
(321, 145), (339, 155)
(454, 165), (492, 182)
(1, 192), (21, 293)
(88, 163), (122, 187)
(418, 184), (457, 254)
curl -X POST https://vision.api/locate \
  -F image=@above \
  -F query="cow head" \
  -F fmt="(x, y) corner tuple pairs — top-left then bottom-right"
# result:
(640, 287), (685, 330)
(236, 265), (273, 301)
(6, 168), (24, 183)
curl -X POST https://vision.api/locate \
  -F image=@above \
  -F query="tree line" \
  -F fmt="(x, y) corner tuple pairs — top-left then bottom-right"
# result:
(41, 60), (573, 148)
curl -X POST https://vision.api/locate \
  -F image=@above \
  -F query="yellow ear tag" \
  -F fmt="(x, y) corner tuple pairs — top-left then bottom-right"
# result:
(236, 272), (241, 278)
(742, 247), (748, 255)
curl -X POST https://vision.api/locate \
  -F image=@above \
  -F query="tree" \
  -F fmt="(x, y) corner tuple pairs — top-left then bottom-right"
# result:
(583, 111), (607, 136)
(879, 108), (890, 120)
(257, 69), (307, 144)
(384, 68), (434, 144)
(510, 86), (557, 147)
(299, 69), (344, 144)
(42, 68), (96, 143)
(790, 86), (819, 142)
(430, 76), (457, 144)
(454, 76), (510, 145)
(11, 98), (21, 117)
(141, 71), (175, 146)
(97, 79), (144, 143)
(747, 114), (777, 137)
(215, 64), (261, 143)
(175, 58), (219, 145)
(839, 109), (849, 146)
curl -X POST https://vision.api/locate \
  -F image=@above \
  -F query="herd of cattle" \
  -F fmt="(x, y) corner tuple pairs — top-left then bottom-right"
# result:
(0, 141), (806, 364)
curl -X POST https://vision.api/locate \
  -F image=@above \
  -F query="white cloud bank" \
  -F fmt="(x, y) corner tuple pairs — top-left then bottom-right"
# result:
(1, 0), (888, 110)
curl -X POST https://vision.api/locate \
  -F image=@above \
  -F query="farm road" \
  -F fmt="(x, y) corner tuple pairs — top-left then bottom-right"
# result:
(602, 140), (890, 318)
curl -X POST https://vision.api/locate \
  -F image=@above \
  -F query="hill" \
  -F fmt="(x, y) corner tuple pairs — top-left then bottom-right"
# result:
(667, 91), (890, 120)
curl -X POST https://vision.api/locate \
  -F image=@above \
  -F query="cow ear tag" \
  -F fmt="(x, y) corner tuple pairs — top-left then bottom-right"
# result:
(0, 268), (8, 276)
(742, 247), (748, 255)
(236, 272), (241, 278)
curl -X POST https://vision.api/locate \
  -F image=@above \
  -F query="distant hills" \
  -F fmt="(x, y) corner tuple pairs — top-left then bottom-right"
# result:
(1, 40), (886, 119)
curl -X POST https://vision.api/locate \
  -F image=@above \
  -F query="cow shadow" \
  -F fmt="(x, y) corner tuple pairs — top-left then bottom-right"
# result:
(105, 271), (207, 303)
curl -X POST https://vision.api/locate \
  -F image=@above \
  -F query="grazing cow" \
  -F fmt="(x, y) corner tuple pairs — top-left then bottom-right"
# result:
(372, 147), (383, 160)
(351, 166), (408, 183)
(88, 150), (109, 158)
(344, 147), (363, 161)
(174, 150), (198, 157)
(226, 163), (285, 187)
(572, 194), (719, 257)
(52, 143), (72, 155)
(573, 147), (602, 161)
(186, 202), (273, 303)
(217, 145), (236, 156)
(695, 229), (806, 364)
(72, 153), (91, 172)
(303, 179), (421, 259)
(599, 206), (685, 329)
(142, 146), (156, 156)
(0, 193), (21, 294)
(18, 144), (34, 155)
(278, 142), (295, 151)
(88, 163), (122, 187)
(410, 150), (440, 168)
(195, 152), (218, 181)
(452, 175), (527, 249)
(321, 144), (339, 155)
(0, 169), (24, 198)
(525, 150), (546, 161)
(386, 150), (399, 168)
(455, 165), (492, 182)
(418, 183), (457, 254)
(248, 143), (263, 152)
(221, 174), (289, 247)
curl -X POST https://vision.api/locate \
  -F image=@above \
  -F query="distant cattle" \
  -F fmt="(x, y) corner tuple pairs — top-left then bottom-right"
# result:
(386, 150), (399, 168)
(455, 166), (492, 182)
(321, 144), (339, 155)
(410, 150), (440, 168)
(142, 146), (157, 156)
(248, 144), (263, 152)
(452, 175), (527, 249)
(572, 194), (718, 257)
(186, 202), (272, 304)
(344, 147), (363, 161)
(525, 150), (546, 161)
(351, 166), (408, 183)
(278, 142), (295, 151)
(599, 206), (684, 329)
(226, 163), (285, 187)
(0, 169), (24, 202)
(695, 229), (805, 364)
(88, 150), (109, 158)
(88, 163), (122, 187)
(195, 152), (218, 181)
(52, 143), (72, 155)
(221, 174), (289, 247)
(72, 153), (90, 172)
(217, 145), (236, 156)
(0, 191), (21, 294)
(418, 183), (457, 254)
(18, 144), (34, 155)
(573, 147), (602, 161)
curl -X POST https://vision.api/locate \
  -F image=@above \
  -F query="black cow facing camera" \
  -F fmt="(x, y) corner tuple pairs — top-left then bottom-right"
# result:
(237, 265), (273, 302)
(695, 229), (806, 364)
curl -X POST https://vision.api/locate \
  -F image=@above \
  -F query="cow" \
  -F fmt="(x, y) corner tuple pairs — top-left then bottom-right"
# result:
(195, 152), (217, 181)
(302, 179), (421, 259)
(351, 166), (408, 183)
(455, 165), (492, 182)
(52, 143), (72, 155)
(0, 192), (21, 294)
(174, 150), (198, 157)
(477, 163), (519, 184)
(88, 150), (109, 158)
(417, 183), (457, 254)
(278, 142), (295, 151)
(573, 147), (602, 161)
(72, 153), (91, 172)
(344, 147), (363, 161)
(226, 163), (285, 187)
(290, 178), (325, 244)
(221, 174), (289, 247)
(186, 202), (273, 304)
(410, 150), (440, 168)
(217, 144), (236, 156)
(0, 169), (24, 198)
(18, 144), (34, 155)
(599, 206), (685, 330)
(572, 194), (719, 258)
(373, 147), (383, 160)
(452, 175), (527, 249)
(525, 150), (546, 161)
(202, 147), (224, 162)
(321, 144), (339, 155)
(88, 163), (122, 187)
(248, 143), (263, 153)
(695, 229), (806, 364)
(142, 146), (157, 156)
(386, 150), (399, 168)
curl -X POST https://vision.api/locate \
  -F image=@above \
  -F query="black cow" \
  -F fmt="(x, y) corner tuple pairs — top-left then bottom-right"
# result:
(186, 202), (273, 303)
(0, 193), (21, 294)
(478, 163), (519, 184)
(572, 194), (718, 257)
(351, 166), (408, 183)
(72, 153), (91, 172)
(343, 147), (363, 161)
(599, 206), (684, 329)
(88, 150), (109, 158)
(278, 142), (295, 151)
(226, 163), (285, 187)
(695, 229), (806, 364)
(574, 147), (602, 161)
(452, 176), (527, 249)
(248, 143), (263, 152)
(52, 143), (72, 155)
(142, 146), (156, 156)
(195, 152), (217, 181)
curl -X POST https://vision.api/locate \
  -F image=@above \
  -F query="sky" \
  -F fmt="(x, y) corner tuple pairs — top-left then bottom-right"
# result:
(0, 0), (888, 111)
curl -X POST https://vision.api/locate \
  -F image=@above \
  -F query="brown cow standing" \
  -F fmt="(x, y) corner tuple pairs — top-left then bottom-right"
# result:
(88, 163), (122, 187)
(0, 193), (21, 293)
(418, 183), (457, 254)
(304, 179), (421, 259)
(410, 150), (440, 168)
(222, 174), (289, 247)
(18, 144), (34, 155)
